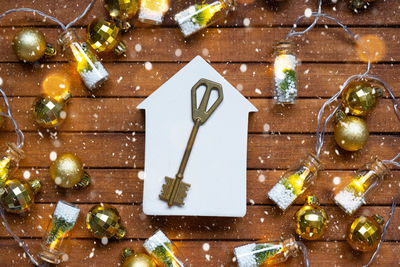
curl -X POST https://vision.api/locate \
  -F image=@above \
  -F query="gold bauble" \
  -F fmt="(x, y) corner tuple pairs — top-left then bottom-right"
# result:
(86, 204), (126, 239)
(122, 248), (156, 267)
(87, 19), (126, 55)
(49, 153), (90, 188)
(334, 111), (369, 151)
(347, 215), (384, 252)
(342, 80), (382, 116)
(105, 0), (139, 21)
(12, 28), (56, 62)
(295, 195), (328, 240)
(0, 179), (41, 213)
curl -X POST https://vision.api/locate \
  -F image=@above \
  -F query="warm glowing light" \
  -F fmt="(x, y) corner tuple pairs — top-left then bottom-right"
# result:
(141, 0), (169, 14)
(274, 54), (296, 80)
(42, 73), (71, 102)
(357, 34), (386, 63)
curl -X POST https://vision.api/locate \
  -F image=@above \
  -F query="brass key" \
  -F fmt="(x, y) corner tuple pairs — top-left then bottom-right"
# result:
(159, 78), (224, 207)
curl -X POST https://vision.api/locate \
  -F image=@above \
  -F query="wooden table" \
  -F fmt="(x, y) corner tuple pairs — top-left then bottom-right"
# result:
(0, 0), (399, 266)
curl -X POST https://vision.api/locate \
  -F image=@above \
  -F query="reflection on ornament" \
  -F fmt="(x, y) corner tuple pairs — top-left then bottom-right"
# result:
(347, 214), (384, 252)
(121, 248), (156, 267)
(49, 153), (90, 188)
(334, 110), (369, 152)
(139, 0), (170, 25)
(105, 0), (139, 30)
(295, 196), (327, 240)
(87, 19), (126, 55)
(0, 143), (25, 188)
(86, 204), (126, 239)
(0, 179), (41, 213)
(12, 28), (56, 62)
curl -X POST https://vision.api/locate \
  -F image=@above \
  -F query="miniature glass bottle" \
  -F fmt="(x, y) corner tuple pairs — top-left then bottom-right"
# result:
(0, 143), (25, 188)
(234, 237), (299, 267)
(143, 230), (188, 267)
(268, 154), (322, 211)
(139, 0), (170, 25)
(334, 158), (390, 215)
(58, 30), (109, 90)
(273, 41), (297, 104)
(174, 0), (236, 38)
(38, 201), (80, 264)
(0, 179), (41, 213)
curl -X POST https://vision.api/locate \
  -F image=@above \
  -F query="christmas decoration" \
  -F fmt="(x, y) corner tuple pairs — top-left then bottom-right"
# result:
(334, 110), (369, 152)
(138, 0), (170, 25)
(268, 154), (322, 211)
(38, 201), (80, 264)
(0, 143), (25, 188)
(86, 203), (126, 239)
(121, 248), (156, 267)
(143, 230), (187, 267)
(12, 28), (56, 62)
(349, 0), (375, 13)
(295, 195), (327, 240)
(347, 214), (384, 252)
(273, 40), (297, 104)
(87, 19), (126, 55)
(58, 29), (109, 90)
(49, 153), (91, 188)
(105, 0), (139, 30)
(174, 0), (235, 38)
(334, 157), (390, 215)
(0, 178), (41, 213)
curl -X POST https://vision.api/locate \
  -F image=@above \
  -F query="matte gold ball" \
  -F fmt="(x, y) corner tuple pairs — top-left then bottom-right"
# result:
(295, 196), (328, 240)
(50, 153), (84, 188)
(12, 28), (47, 62)
(123, 253), (156, 267)
(334, 115), (369, 151)
(347, 215), (384, 252)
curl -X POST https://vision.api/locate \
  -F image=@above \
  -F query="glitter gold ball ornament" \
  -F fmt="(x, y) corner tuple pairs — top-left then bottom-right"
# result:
(121, 248), (156, 267)
(87, 19), (126, 55)
(12, 28), (56, 62)
(342, 80), (382, 116)
(105, 0), (139, 30)
(334, 110), (369, 152)
(347, 214), (384, 252)
(0, 179), (41, 213)
(86, 204), (126, 239)
(49, 153), (90, 188)
(295, 195), (328, 240)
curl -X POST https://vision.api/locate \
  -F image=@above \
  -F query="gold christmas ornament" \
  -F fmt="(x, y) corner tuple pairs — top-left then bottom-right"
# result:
(0, 143), (25, 188)
(0, 179), (41, 213)
(295, 195), (327, 240)
(105, 0), (139, 30)
(87, 19), (126, 55)
(86, 204), (127, 239)
(342, 80), (382, 116)
(334, 110), (369, 152)
(347, 214), (384, 252)
(121, 248), (156, 267)
(49, 153), (90, 188)
(12, 28), (56, 62)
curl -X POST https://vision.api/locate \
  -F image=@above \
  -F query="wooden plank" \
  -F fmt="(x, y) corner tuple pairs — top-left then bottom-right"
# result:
(0, 28), (399, 62)
(2, 204), (400, 241)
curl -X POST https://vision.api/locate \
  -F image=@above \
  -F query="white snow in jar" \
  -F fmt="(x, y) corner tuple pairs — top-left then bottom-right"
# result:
(80, 61), (109, 90)
(334, 189), (365, 214)
(268, 182), (297, 211)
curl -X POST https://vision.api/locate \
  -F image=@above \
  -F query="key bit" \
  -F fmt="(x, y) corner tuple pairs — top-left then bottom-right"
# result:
(159, 78), (223, 207)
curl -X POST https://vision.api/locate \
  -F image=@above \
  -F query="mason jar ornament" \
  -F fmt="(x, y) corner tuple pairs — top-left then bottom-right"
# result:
(139, 0), (170, 25)
(38, 201), (80, 264)
(105, 0), (139, 30)
(174, 0), (235, 38)
(268, 154), (322, 211)
(0, 179), (41, 213)
(273, 41), (297, 104)
(87, 19), (126, 55)
(295, 196), (328, 240)
(347, 214), (384, 252)
(121, 248), (156, 267)
(0, 143), (25, 188)
(234, 237), (300, 266)
(58, 29), (109, 90)
(86, 204), (127, 239)
(334, 158), (390, 215)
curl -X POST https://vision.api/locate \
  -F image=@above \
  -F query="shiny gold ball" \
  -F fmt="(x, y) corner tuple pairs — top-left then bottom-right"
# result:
(87, 19), (126, 55)
(334, 113), (369, 152)
(347, 215), (384, 252)
(50, 153), (86, 188)
(342, 80), (382, 116)
(105, 0), (139, 21)
(32, 94), (68, 128)
(295, 196), (328, 240)
(12, 28), (47, 62)
(123, 253), (156, 267)
(86, 204), (126, 239)
(0, 179), (41, 213)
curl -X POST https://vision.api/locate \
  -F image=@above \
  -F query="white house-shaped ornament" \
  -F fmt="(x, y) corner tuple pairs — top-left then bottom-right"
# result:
(138, 56), (257, 217)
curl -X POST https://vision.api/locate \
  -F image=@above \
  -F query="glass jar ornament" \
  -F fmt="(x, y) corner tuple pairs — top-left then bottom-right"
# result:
(273, 40), (297, 104)
(121, 248), (156, 267)
(105, 0), (139, 30)
(234, 237), (300, 266)
(174, 0), (236, 38)
(139, 0), (170, 25)
(268, 154), (322, 211)
(295, 195), (327, 240)
(0, 143), (25, 188)
(347, 214), (384, 252)
(334, 158), (390, 215)
(38, 201), (80, 264)
(86, 204), (127, 239)
(58, 29), (109, 90)
(50, 153), (91, 189)
(87, 19), (127, 55)
(0, 179), (41, 213)
(12, 28), (56, 62)
(334, 110), (369, 152)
